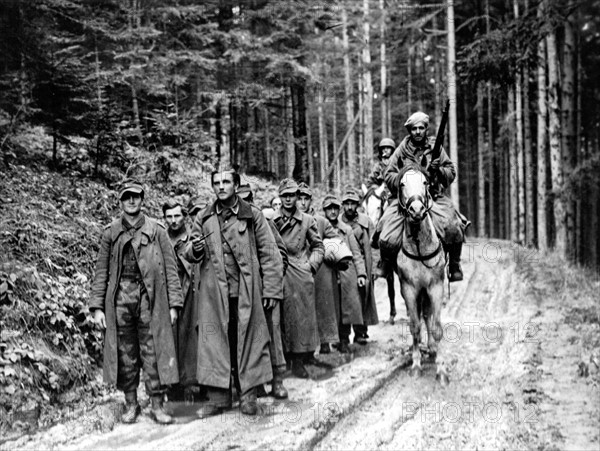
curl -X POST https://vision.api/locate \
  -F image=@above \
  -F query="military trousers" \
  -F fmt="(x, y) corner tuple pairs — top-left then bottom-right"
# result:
(264, 302), (286, 373)
(378, 196), (467, 258)
(115, 278), (165, 396)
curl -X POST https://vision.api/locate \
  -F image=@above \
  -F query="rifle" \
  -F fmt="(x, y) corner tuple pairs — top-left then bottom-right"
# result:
(431, 99), (450, 161)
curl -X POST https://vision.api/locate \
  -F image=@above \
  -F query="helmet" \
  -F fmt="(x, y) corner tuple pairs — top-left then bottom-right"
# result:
(378, 138), (396, 149)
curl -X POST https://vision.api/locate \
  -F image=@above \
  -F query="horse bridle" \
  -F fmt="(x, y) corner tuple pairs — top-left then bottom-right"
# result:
(397, 185), (442, 266)
(365, 187), (388, 224)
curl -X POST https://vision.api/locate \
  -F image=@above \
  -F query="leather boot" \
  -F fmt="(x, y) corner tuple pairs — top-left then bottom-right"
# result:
(240, 387), (258, 415)
(448, 242), (464, 282)
(122, 391), (140, 424)
(271, 368), (288, 399)
(319, 343), (331, 354)
(338, 341), (350, 354)
(371, 229), (381, 249)
(291, 357), (309, 379)
(256, 384), (268, 398)
(150, 395), (173, 425)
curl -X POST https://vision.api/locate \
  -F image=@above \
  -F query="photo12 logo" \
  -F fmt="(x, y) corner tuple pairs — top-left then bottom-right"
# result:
(401, 401), (539, 424)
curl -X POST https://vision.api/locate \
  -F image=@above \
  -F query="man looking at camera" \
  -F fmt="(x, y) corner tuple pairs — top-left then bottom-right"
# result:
(186, 168), (283, 418)
(90, 180), (183, 425)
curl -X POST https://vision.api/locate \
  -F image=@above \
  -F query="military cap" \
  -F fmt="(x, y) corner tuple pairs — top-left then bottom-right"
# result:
(237, 183), (253, 200)
(187, 196), (206, 216)
(322, 194), (341, 209)
(278, 178), (299, 196)
(297, 182), (312, 197)
(341, 187), (361, 203)
(118, 180), (144, 200)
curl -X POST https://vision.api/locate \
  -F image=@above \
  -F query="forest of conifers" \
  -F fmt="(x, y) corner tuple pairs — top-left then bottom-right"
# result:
(0, 0), (598, 270)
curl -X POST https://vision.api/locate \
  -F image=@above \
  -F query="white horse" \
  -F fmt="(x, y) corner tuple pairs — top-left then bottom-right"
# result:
(361, 183), (397, 324)
(395, 167), (448, 384)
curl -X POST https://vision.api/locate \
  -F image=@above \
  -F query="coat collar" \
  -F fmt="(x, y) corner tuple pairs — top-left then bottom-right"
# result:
(111, 214), (156, 241)
(202, 196), (253, 223)
(273, 207), (303, 223)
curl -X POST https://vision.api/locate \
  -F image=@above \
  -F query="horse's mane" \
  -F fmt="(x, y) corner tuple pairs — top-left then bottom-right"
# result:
(397, 163), (429, 183)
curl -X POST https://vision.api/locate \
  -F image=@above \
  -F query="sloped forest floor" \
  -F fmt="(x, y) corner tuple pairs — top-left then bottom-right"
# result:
(2, 164), (599, 451)
(0, 161), (281, 444)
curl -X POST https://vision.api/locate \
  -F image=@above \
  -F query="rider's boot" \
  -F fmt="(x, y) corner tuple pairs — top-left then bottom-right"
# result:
(371, 229), (381, 249)
(448, 242), (464, 282)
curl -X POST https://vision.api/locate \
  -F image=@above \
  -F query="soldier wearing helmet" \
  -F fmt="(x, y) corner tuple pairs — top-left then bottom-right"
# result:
(366, 138), (396, 191)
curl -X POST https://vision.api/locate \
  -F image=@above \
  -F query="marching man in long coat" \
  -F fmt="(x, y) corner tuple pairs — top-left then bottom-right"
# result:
(340, 187), (379, 344)
(90, 180), (183, 425)
(162, 199), (202, 401)
(237, 183), (289, 400)
(186, 169), (283, 418)
(322, 194), (365, 354)
(273, 178), (324, 379)
(296, 182), (340, 357)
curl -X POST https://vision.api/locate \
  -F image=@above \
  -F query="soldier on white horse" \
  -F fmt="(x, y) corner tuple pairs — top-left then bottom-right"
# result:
(373, 111), (469, 282)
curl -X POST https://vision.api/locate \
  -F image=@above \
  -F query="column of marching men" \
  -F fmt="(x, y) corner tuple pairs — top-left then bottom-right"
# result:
(89, 170), (379, 424)
(89, 110), (470, 424)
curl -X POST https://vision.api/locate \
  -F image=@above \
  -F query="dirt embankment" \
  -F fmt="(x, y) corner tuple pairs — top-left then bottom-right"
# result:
(4, 239), (599, 450)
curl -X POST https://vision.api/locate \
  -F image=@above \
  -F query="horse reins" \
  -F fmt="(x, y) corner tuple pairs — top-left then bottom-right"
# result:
(398, 190), (442, 269)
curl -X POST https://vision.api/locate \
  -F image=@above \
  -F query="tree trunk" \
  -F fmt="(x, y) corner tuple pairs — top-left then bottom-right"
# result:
(293, 84), (309, 182)
(447, 0), (459, 203)
(220, 97), (230, 169)
(523, 68), (535, 247)
(130, 80), (142, 145)
(547, 23), (566, 255)
(485, 0), (494, 237)
(333, 100), (340, 191)
(477, 82), (486, 236)
(407, 39), (413, 115)
(358, 70), (364, 180)
(562, 8), (577, 258)
(379, 0), (388, 137)
(305, 100), (314, 185)
(342, 5), (356, 184)
(286, 91), (295, 178)
(362, 0), (374, 166)
(516, 70), (526, 245)
(94, 42), (103, 112)
(536, 25), (548, 252)
(318, 86), (328, 184)
(508, 86), (518, 242)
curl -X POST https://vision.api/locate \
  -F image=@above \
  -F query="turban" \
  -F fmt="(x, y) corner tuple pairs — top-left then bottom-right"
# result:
(404, 112), (430, 130)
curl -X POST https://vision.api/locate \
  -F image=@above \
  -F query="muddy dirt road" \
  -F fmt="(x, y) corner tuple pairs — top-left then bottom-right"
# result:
(5, 239), (599, 450)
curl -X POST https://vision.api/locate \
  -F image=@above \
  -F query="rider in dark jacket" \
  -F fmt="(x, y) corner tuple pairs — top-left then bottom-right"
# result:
(378, 112), (469, 282)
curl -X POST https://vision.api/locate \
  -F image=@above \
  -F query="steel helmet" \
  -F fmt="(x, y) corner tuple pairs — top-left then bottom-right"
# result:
(378, 138), (396, 149)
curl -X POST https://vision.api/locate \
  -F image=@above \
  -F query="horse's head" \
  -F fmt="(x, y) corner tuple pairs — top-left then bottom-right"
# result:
(398, 167), (432, 224)
(362, 183), (387, 225)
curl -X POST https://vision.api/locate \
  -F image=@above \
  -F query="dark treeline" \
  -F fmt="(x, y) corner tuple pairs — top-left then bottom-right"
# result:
(0, 0), (599, 269)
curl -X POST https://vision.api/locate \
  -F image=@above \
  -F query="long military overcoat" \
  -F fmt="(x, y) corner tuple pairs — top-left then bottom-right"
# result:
(90, 216), (183, 386)
(332, 220), (365, 325)
(171, 229), (200, 386)
(273, 208), (324, 353)
(187, 199), (283, 392)
(309, 209), (340, 344)
(341, 212), (379, 326)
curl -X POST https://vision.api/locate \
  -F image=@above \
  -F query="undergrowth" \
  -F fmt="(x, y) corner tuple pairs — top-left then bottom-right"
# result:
(0, 158), (279, 438)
